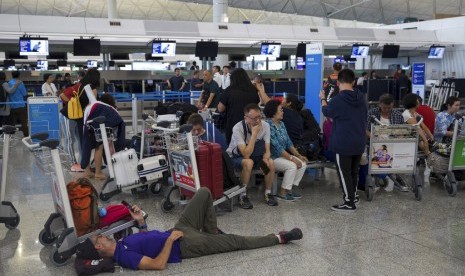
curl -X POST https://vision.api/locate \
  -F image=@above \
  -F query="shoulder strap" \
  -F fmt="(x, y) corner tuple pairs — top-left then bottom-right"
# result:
(242, 120), (247, 142)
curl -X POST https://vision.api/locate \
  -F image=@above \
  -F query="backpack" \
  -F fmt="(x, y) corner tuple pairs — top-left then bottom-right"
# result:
(68, 85), (84, 119)
(67, 178), (100, 237)
(222, 151), (240, 190)
(324, 75), (339, 101)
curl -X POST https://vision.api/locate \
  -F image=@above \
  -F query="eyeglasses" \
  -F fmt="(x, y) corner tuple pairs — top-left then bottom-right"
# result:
(245, 114), (262, 121)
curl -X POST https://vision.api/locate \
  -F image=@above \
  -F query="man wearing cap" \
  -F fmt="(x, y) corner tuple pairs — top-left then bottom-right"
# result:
(89, 188), (303, 271)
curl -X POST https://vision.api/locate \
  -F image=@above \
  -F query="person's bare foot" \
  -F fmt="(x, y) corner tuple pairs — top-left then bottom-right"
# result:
(94, 172), (107, 180)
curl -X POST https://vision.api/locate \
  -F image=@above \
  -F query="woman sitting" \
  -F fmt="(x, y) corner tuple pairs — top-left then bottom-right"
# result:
(402, 93), (434, 155)
(264, 100), (308, 201)
(434, 96), (461, 143)
(282, 94), (322, 161)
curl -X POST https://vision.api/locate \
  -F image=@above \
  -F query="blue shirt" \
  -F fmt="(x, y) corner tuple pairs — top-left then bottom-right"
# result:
(267, 119), (293, 159)
(113, 230), (181, 270)
(8, 79), (27, 108)
(434, 111), (455, 142)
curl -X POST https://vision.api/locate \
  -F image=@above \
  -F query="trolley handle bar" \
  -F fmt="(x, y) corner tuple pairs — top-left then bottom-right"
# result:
(39, 139), (60, 150)
(0, 125), (17, 135)
(370, 115), (423, 126)
(86, 116), (106, 125)
(31, 132), (49, 141)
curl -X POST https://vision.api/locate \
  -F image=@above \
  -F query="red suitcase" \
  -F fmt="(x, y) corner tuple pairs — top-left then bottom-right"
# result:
(181, 141), (223, 199)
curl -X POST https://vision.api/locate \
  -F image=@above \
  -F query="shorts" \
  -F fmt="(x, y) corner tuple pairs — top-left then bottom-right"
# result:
(231, 156), (261, 170)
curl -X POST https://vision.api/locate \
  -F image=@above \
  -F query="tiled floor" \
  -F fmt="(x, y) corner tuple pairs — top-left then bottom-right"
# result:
(1, 137), (465, 275)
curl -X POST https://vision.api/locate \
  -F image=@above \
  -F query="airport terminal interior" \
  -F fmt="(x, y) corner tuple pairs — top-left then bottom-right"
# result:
(1, 0), (465, 275)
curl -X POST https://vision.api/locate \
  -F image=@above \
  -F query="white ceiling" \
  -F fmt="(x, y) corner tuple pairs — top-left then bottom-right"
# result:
(0, 0), (462, 25)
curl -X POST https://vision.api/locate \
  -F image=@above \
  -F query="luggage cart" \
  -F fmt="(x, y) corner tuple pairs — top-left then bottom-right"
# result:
(91, 116), (169, 201)
(365, 118), (423, 201)
(0, 126), (20, 229)
(433, 119), (465, 196)
(158, 127), (246, 213)
(22, 137), (143, 266)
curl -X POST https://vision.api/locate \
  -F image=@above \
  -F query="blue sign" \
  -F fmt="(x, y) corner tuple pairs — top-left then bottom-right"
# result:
(412, 63), (426, 100)
(305, 43), (324, 124)
(412, 63), (425, 85)
(27, 97), (60, 140)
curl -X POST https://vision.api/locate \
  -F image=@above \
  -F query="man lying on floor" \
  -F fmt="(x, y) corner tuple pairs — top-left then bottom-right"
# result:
(89, 187), (303, 270)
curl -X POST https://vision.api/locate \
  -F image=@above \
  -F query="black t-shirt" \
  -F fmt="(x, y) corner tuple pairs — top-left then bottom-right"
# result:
(201, 80), (220, 106)
(220, 86), (260, 143)
(169, 75), (185, 91)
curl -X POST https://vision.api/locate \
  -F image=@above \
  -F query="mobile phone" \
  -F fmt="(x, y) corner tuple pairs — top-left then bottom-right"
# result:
(259, 160), (270, 175)
(254, 74), (263, 83)
(122, 200), (147, 218)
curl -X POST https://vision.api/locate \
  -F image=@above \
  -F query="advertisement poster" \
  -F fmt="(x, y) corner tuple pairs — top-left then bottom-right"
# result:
(412, 63), (426, 100)
(371, 142), (416, 172)
(168, 151), (195, 188)
(452, 139), (465, 168)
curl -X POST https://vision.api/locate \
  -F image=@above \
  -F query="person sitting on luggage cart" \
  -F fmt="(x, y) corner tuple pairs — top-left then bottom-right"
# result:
(187, 113), (227, 150)
(90, 187), (303, 271)
(264, 100), (308, 201)
(226, 103), (278, 209)
(364, 94), (409, 192)
(402, 93), (435, 156)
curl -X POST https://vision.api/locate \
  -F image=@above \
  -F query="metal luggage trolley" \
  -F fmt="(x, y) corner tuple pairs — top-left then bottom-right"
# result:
(22, 137), (142, 266)
(0, 126), (20, 230)
(437, 119), (465, 196)
(89, 116), (168, 201)
(158, 126), (245, 213)
(366, 120), (423, 201)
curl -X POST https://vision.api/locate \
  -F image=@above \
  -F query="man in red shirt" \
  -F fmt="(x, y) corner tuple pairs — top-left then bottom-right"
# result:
(415, 94), (436, 134)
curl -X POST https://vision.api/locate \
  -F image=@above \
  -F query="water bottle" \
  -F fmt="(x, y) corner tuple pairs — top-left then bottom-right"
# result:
(98, 207), (107, 217)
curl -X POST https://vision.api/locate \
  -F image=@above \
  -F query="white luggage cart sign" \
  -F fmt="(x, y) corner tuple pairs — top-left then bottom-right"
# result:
(27, 97), (60, 140)
(368, 125), (419, 174)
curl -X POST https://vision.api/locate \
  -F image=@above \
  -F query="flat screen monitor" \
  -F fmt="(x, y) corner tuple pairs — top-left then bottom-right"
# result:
(296, 57), (305, 70)
(37, 60), (48, 70)
(19, 38), (49, 56)
(3, 60), (15, 67)
(152, 41), (176, 57)
(334, 56), (345, 63)
(428, 46), (445, 59)
(57, 60), (67, 67)
(87, 60), (98, 68)
(73, 39), (101, 56)
(176, 61), (186, 67)
(382, 45), (400, 58)
(195, 41), (219, 58)
(260, 43), (281, 57)
(351, 45), (370, 58)
(296, 43), (306, 58)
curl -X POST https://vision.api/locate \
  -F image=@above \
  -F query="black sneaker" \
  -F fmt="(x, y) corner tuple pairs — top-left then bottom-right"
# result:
(239, 195), (253, 209)
(264, 193), (278, 206)
(331, 203), (356, 213)
(279, 228), (303, 244)
(354, 195), (360, 206)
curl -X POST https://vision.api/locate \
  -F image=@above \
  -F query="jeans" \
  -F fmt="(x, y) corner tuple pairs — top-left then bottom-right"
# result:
(273, 157), (306, 190)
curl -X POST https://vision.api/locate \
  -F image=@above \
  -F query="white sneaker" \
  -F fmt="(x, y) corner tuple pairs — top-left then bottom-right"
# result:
(384, 178), (394, 192)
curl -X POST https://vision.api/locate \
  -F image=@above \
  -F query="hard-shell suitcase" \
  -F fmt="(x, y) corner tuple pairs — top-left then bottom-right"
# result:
(183, 141), (223, 199)
(111, 148), (140, 188)
(137, 155), (169, 183)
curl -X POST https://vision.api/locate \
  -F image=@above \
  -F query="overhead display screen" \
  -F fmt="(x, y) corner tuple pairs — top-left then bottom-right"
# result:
(19, 38), (49, 56)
